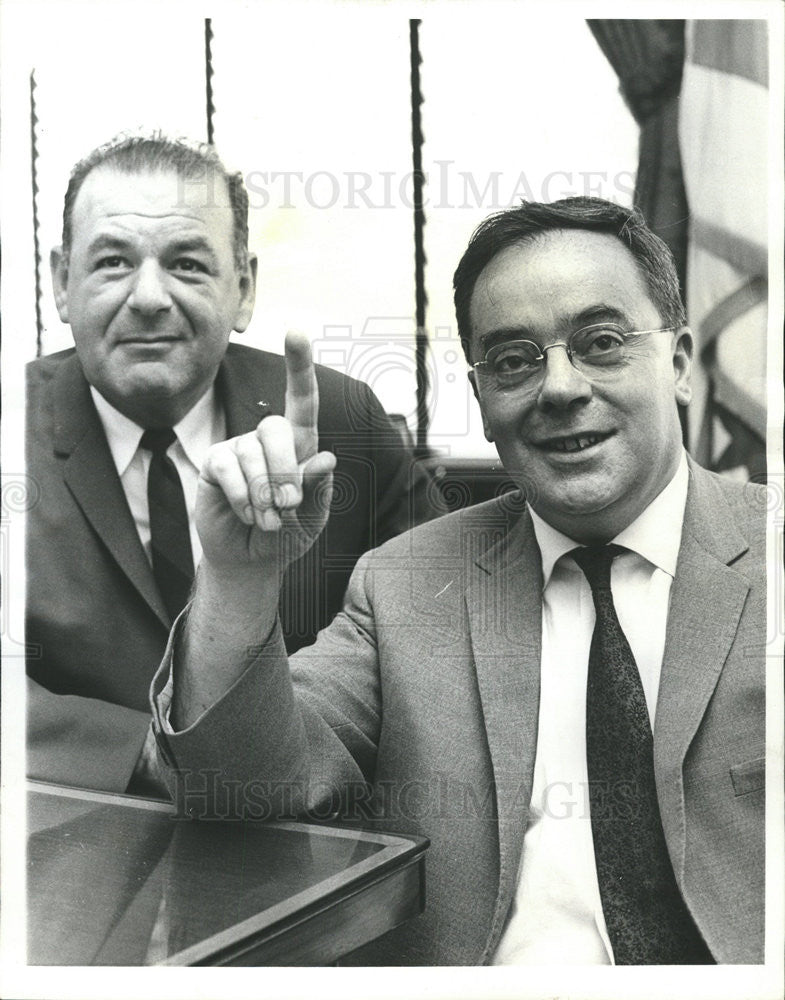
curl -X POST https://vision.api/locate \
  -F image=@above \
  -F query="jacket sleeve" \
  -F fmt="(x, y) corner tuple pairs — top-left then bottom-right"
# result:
(151, 553), (383, 821)
(27, 677), (152, 793)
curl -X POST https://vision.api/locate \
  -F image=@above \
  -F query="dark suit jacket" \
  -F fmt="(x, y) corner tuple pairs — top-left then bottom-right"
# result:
(27, 343), (442, 791)
(154, 460), (766, 964)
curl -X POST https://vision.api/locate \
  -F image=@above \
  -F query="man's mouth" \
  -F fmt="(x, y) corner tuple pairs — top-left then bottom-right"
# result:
(117, 335), (182, 346)
(536, 431), (613, 453)
(119, 334), (180, 341)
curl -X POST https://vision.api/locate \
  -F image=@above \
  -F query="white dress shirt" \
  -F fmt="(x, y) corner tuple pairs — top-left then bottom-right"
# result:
(492, 452), (689, 965)
(90, 386), (225, 569)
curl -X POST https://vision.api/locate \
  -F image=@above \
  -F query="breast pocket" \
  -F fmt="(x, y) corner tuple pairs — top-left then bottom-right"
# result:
(730, 757), (765, 796)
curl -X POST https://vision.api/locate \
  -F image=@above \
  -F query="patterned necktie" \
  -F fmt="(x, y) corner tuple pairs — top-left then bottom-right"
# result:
(140, 428), (194, 622)
(572, 544), (714, 965)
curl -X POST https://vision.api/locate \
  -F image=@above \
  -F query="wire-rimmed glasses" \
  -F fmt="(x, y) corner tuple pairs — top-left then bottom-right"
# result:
(472, 324), (676, 389)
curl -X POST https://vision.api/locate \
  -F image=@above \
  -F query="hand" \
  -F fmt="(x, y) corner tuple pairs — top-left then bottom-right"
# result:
(196, 331), (336, 572)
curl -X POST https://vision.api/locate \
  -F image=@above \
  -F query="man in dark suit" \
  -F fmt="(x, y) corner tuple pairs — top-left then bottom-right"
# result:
(26, 135), (442, 794)
(152, 197), (766, 965)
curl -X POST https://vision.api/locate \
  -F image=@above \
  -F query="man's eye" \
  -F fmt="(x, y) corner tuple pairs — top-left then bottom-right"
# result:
(171, 258), (207, 273)
(494, 351), (529, 373)
(588, 334), (621, 353)
(489, 344), (540, 376)
(574, 326), (626, 357)
(95, 256), (129, 270)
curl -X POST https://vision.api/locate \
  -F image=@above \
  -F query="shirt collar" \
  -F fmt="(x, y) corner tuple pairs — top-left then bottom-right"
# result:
(173, 387), (224, 471)
(529, 450), (689, 587)
(90, 386), (223, 476)
(613, 451), (688, 577)
(90, 388), (144, 476)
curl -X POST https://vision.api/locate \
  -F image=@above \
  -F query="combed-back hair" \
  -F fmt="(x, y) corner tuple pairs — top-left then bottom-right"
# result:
(61, 132), (249, 269)
(453, 197), (686, 361)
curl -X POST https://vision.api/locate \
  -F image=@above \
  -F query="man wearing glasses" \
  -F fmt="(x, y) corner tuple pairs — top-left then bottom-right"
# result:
(153, 198), (765, 965)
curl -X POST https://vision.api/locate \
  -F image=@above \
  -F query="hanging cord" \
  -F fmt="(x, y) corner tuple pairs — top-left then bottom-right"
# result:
(409, 19), (430, 457)
(30, 70), (44, 357)
(204, 18), (215, 145)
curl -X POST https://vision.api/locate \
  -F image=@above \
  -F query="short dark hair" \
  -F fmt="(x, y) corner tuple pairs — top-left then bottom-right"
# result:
(453, 197), (686, 361)
(61, 133), (249, 270)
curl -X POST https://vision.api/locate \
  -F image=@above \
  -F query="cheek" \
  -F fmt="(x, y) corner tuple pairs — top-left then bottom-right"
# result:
(638, 382), (678, 427)
(71, 283), (126, 329)
(476, 393), (501, 439)
(484, 389), (529, 430)
(180, 290), (229, 330)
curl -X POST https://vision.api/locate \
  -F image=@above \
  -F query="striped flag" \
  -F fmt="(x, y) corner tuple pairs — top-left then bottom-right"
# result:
(679, 19), (769, 479)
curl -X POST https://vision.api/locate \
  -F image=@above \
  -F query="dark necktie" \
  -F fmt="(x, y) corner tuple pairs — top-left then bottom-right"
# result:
(140, 428), (194, 622)
(572, 544), (714, 965)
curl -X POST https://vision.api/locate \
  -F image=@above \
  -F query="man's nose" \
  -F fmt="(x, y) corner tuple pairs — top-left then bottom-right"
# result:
(535, 344), (592, 410)
(127, 261), (172, 314)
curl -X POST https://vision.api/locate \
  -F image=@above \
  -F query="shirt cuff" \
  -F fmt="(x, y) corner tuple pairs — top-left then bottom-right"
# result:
(150, 604), (189, 736)
(149, 605), (283, 737)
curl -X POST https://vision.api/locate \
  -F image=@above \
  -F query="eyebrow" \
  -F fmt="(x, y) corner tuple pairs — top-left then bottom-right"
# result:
(478, 304), (632, 353)
(84, 233), (220, 268)
(85, 234), (135, 256)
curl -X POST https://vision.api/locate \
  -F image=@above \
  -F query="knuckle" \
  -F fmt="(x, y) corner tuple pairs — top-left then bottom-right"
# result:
(257, 414), (289, 439)
(235, 432), (262, 459)
(205, 445), (235, 476)
(248, 474), (284, 509)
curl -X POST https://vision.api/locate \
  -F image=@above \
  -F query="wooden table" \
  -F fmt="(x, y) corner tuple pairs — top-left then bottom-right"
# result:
(27, 781), (428, 965)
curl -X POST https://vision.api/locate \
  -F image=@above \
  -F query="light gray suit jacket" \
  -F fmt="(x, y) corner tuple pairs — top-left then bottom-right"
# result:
(153, 460), (766, 965)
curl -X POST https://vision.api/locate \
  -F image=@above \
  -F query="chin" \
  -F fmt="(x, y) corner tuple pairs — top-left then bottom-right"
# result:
(545, 480), (616, 511)
(121, 371), (182, 396)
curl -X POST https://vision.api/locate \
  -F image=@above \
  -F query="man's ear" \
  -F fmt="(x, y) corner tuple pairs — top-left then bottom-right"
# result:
(468, 369), (495, 443)
(673, 325), (693, 407)
(50, 247), (70, 323)
(233, 253), (258, 334)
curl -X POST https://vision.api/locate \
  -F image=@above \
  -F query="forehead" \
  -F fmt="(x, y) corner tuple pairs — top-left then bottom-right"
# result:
(468, 229), (659, 348)
(69, 166), (235, 246)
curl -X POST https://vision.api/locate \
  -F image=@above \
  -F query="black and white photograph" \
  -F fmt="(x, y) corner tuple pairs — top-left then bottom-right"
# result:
(1, 2), (782, 998)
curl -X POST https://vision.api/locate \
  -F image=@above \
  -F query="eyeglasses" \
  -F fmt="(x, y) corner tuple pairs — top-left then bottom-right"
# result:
(472, 323), (676, 390)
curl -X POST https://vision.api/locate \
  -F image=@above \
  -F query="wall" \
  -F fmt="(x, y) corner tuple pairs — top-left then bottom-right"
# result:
(1, 1), (638, 458)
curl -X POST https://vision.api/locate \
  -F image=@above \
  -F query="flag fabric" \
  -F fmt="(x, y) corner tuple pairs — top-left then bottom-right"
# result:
(678, 19), (769, 479)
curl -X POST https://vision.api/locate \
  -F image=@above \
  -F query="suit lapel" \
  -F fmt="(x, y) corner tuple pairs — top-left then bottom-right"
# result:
(49, 347), (282, 628)
(52, 356), (169, 626)
(466, 499), (542, 960)
(654, 461), (751, 877)
(218, 343), (284, 436)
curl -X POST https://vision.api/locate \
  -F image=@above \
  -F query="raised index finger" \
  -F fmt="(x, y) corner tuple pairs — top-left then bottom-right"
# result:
(284, 330), (319, 463)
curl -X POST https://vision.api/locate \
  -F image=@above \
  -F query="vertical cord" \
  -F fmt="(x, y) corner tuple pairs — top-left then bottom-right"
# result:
(30, 70), (44, 357)
(204, 18), (215, 145)
(409, 19), (430, 457)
